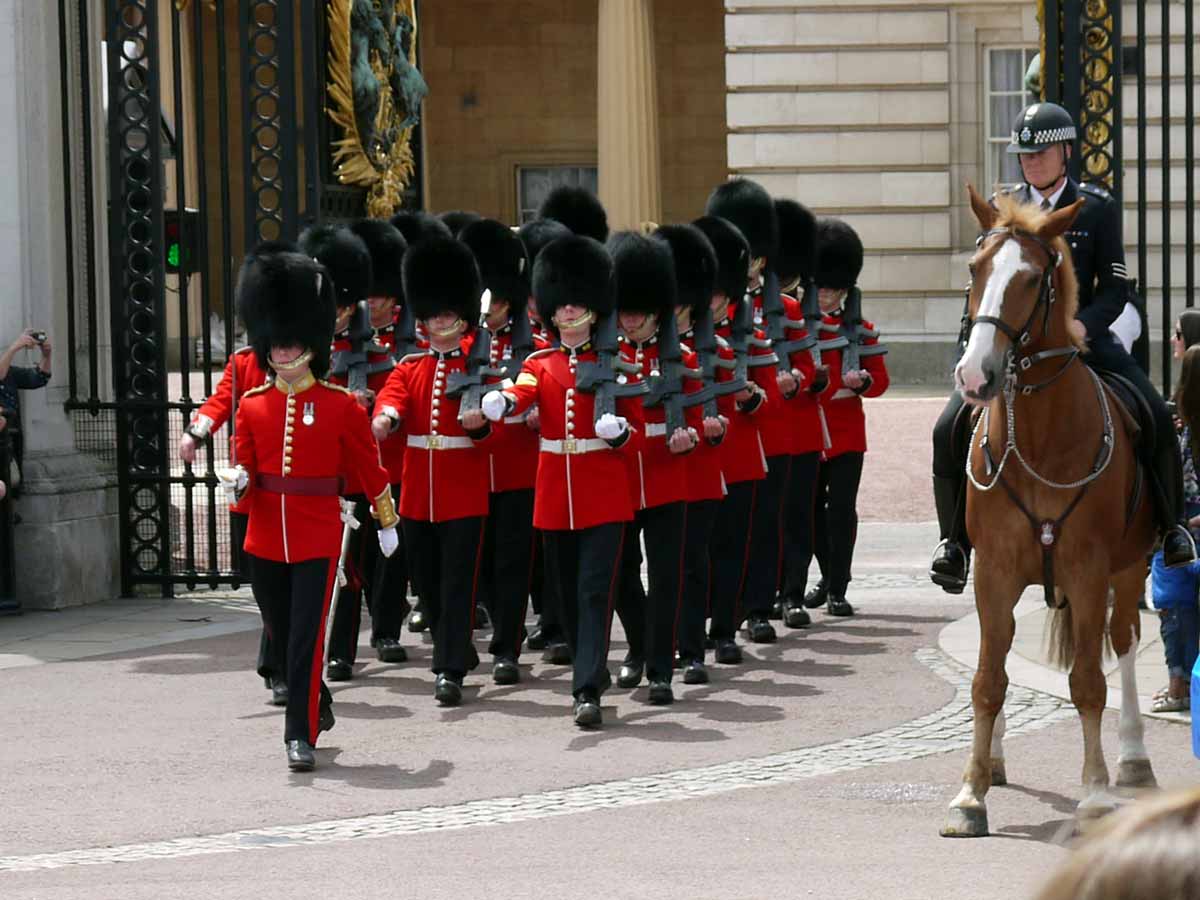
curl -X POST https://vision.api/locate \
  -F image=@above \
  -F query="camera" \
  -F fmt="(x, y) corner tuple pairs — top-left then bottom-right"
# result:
(30, 331), (46, 344)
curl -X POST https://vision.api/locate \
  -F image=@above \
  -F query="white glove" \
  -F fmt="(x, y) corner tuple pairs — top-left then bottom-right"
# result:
(482, 390), (509, 422)
(339, 499), (361, 529)
(377, 525), (400, 558)
(595, 413), (629, 441)
(215, 465), (248, 501)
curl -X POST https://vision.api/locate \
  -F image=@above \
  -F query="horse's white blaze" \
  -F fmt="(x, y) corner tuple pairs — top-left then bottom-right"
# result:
(955, 240), (1034, 395)
(1117, 627), (1148, 762)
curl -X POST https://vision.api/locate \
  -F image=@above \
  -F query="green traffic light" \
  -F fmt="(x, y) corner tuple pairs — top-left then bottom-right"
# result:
(168, 243), (180, 268)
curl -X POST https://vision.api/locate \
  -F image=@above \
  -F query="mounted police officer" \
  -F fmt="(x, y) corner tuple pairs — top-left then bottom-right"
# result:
(930, 101), (1197, 592)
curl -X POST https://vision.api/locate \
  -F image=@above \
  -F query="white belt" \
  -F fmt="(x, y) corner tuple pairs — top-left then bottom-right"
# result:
(831, 388), (858, 400)
(407, 434), (474, 450)
(644, 422), (667, 438)
(502, 415), (526, 425)
(539, 437), (610, 455)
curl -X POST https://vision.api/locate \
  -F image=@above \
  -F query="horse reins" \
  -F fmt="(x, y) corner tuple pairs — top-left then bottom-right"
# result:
(965, 227), (1116, 609)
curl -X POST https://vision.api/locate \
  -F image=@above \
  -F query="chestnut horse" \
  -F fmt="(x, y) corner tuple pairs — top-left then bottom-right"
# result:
(940, 186), (1158, 838)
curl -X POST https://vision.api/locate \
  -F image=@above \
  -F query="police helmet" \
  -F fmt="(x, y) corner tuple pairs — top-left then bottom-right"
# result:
(1007, 102), (1076, 154)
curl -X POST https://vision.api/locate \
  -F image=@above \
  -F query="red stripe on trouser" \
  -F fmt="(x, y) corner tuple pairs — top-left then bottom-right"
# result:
(603, 525), (625, 661)
(671, 505), (687, 658)
(775, 457), (793, 594)
(734, 484), (758, 622)
(468, 518), (484, 632)
(516, 529), (536, 658)
(307, 559), (338, 744)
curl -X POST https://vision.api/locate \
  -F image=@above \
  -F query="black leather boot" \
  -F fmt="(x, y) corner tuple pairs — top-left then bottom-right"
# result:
(1150, 440), (1198, 569)
(929, 475), (970, 593)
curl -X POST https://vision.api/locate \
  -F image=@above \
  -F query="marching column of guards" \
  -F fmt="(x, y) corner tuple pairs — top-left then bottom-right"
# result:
(186, 178), (891, 767)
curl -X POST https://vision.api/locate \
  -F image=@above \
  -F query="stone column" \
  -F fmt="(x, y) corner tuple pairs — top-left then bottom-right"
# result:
(597, 0), (662, 231)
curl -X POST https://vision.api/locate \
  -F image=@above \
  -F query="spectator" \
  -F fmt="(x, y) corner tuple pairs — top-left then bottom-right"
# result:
(1033, 787), (1200, 899)
(0, 328), (52, 492)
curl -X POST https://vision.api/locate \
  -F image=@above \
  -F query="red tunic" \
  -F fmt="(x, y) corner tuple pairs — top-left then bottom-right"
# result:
(506, 345), (644, 531)
(234, 374), (394, 563)
(327, 331), (404, 490)
(713, 315), (769, 486)
(618, 337), (703, 510)
(750, 289), (828, 455)
(373, 338), (492, 523)
(816, 309), (890, 459)
(484, 326), (539, 494)
(190, 346), (272, 514)
(679, 329), (731, 503)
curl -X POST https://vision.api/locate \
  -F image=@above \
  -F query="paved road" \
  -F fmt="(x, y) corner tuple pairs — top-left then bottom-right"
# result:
(1, 392), (1196, 899)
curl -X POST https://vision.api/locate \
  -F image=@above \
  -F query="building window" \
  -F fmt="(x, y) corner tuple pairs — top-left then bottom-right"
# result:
(985, 47), (1039, 190)
(517, 166), (599, 224)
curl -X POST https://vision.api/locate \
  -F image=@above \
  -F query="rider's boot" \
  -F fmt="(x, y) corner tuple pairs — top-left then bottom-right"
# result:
(1149, 439), (1197, 569)
(930, 474), (971, 593)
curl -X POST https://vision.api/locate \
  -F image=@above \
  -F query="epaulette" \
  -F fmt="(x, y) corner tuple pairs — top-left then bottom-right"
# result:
(234, 345), (254, 356)
(1080, 181), (1111, 201)
(243, 381), (273, 398)
(526, 347), (556, 361)
(318, 380), (352, 395)
(398, 350), (432, 365)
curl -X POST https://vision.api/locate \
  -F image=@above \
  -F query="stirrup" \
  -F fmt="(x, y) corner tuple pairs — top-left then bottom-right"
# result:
(1162, 525), (1198, 570)
(930, 539), (969, 593)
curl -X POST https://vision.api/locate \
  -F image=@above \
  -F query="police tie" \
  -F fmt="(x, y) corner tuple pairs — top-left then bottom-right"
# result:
(1041, 198), (1052, 211)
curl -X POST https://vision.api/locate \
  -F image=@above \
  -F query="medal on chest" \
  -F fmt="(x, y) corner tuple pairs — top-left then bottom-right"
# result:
(302, 401), (315, 426)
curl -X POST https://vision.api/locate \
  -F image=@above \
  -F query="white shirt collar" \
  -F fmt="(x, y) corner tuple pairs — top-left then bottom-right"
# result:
(1029, 181), (1067, 210)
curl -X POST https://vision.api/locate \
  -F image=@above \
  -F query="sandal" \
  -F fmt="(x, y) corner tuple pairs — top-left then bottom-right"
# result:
(1151, 694), (1191, 713)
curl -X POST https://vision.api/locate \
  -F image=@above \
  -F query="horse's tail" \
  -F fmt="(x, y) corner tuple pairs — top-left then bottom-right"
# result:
(1046, 599), (1075, 671)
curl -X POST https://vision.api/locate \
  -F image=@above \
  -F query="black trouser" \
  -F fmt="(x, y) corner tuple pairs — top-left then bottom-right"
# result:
(813, 452), (865, 597)
(744, 455), (789, 618)
(615, 501), (687, 683)
(543, 522), (624, 698)
(327, 495), (374, 665)
(779, 452), (821, 602)
(248, 554), (336, 745)
(402, 515), (484, 677)
(709, 480), (756, 640)
(680, 499), (720, 663)
(233, 511), (278, 681)
(479, 488), (535, 660)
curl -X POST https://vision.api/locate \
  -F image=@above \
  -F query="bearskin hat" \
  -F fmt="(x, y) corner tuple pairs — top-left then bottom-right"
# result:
(388, 210), (453, 248)
(518, 217), (572, 265)
(538, 186), (609, 243)
(348, 219), (407, 299)
(236, 246), (336, 378)
(692, 215), (751, 303)
(608, 230), (676, 320)
(533, 235), (614, 329)
(438, 209), (483, 237)
(298, 224), (372, 309)
(814, 217), (864, 290)
(652, 224), (717, 319)
(704, 178), (779, 262)
(459, 218), (531, 305)
(402, 236), (483, 324)
(773, 199), (818, 286)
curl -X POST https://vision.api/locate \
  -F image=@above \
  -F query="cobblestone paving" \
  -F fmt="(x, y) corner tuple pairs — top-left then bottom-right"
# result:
(0, 649), (1074, 874)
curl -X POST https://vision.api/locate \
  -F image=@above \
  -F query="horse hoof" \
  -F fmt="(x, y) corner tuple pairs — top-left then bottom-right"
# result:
(1115, 758), (1158, 789)
(1076, 792), (1120, 831)
(940, 805), (989, 838)
(990, 757), (1007, 786)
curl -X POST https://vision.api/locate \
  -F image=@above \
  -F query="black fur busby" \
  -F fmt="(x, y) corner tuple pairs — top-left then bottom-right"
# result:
(518, 217), (572, 265)
(814, 218), (864, 290)
(459, 218), (531, 305)
(388, 210), (453, 248)
(298, 224), (372, 309)
(402, 236), (483, 324)
(348, 219), (407, 299)
(532, 235), (614, 329)
(236, 246), (336, 377)
(538, 186), (609, 243)
(652, 224), (717, 319)
(608, 231), (676, 320)
(704, 178), (779, 262)
(438, 209), (483, 237)
(773, 199), (818, 286)
(692, 215), (751, 303)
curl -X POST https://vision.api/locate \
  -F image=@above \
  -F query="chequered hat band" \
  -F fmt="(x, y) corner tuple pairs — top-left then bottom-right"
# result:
(1013, 126), (1077, 145)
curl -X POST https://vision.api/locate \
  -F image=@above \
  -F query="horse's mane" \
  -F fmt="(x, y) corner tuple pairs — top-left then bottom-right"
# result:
(991, 194), (1081, 347)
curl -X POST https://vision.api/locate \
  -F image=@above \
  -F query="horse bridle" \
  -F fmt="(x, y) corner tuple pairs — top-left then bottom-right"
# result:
(969, 227), (1077, 396)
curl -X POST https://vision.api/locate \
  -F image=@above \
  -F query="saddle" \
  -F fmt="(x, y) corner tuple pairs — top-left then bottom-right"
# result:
(1096, 371), (1150, 455)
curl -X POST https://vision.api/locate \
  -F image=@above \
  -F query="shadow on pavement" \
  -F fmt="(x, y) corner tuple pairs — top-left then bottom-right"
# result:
(565, 708), (730, 749)
(290, 751), (453, 791)
(989, 782), (1081, 846)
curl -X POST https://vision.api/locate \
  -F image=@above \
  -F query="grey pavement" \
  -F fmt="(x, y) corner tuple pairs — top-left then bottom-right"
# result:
(2, 391), (1196, 899)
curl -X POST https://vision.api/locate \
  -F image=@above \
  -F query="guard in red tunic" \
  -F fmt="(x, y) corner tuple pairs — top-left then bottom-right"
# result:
(608, 232), (702, 705)
(482, 234), (645, 728)
(653, 223), (729, 686)
(371, 237), (492, 707)
(692, 215), (769, 665)
(459, 218), (538, 685)
(223, 247), (399, 772)
(805, 219), (890, 617)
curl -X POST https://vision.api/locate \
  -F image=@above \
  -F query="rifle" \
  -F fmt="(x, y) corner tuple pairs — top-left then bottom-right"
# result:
(690, 305), (745, 420)
(575, 310), (649, 422)
(839, 286), (888, 377)
(726, 295), (776, 391)
(643, 311), (707, 439)
(446, 298), (505, 419)
(796, 275), (844, 393)
(759, 270), (809, 386)
(498, 304), (535, 383)
(391, 303), (422, 362)
(330, 301), (389, 398)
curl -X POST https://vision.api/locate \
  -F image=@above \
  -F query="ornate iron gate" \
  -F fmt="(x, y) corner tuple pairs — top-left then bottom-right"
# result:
(60, 0), (363, 595)
(1043, 0), (1197, 390)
